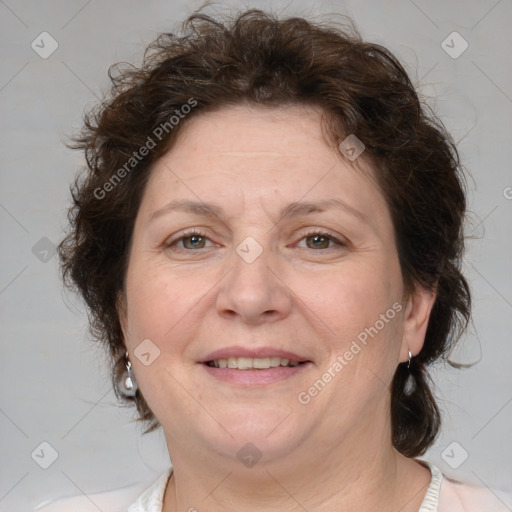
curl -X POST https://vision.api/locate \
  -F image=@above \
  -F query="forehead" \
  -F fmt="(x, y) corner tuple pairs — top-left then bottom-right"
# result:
(161, 104), (333, 176)
(139, 103), (387, 222)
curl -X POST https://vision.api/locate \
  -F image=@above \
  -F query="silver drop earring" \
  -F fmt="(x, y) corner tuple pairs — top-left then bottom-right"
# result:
(404, 350), (416, 396)
(119, 351), (137, 397)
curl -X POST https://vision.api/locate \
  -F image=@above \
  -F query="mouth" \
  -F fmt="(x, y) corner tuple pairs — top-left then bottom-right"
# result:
(199, 347), (312, 386)
(205, 357), (306, 369)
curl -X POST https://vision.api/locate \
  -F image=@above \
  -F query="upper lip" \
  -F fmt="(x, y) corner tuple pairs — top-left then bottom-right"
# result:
(200, 346), (310, 363)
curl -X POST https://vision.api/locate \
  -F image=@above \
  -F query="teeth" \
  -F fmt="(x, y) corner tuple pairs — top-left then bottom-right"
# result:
(237, 357), (253, 370)
(253, 357), (270, 369)
(209, 357), (301, 370)
(269, 357), (281, 367)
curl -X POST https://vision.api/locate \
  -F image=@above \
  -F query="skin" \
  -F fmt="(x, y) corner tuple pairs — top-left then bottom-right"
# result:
(118, 103), (436, 512)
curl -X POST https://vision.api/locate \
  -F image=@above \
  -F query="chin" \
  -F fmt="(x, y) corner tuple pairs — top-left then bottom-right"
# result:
(201, 406), (302, 453)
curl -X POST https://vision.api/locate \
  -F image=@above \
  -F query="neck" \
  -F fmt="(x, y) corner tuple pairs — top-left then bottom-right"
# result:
(162, 420), (431, 512)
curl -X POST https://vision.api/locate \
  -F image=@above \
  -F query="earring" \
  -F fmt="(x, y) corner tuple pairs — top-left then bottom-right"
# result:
(404, 349), (415, 395)
(119, 351), (137, 397)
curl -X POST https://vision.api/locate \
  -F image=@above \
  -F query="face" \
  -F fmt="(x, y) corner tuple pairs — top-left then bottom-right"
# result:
(119, 103), (432, 469)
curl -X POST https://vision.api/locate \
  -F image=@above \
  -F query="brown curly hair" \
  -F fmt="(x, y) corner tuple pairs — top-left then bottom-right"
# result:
(58, 7), (471, 457)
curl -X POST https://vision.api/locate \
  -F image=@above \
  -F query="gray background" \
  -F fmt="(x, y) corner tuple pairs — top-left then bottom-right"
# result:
(0, 0), (511, 510)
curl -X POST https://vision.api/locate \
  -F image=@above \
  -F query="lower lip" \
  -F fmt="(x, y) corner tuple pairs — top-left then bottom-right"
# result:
(201, 363), (312, 385)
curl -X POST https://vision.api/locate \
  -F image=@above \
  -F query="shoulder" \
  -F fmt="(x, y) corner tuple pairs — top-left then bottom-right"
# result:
(33, 472), (168, 512)
(126, 467), (172, 511)
(439, 475), (512, 512)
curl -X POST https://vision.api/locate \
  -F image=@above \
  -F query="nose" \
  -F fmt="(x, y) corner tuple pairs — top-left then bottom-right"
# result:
(215, 245), (293, 325)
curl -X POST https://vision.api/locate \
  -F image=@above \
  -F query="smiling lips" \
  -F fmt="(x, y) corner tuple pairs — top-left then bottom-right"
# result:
(202, 359), (310, 385)
(201, 346), (310, 370)
(206, 356), (301, 369)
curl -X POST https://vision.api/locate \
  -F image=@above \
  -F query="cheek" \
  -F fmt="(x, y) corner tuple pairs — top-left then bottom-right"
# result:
(314, 265), (398, 326)
(124, 258), (196, 344)
(124, 255), (224, 360)
(305, 259), (403, 362)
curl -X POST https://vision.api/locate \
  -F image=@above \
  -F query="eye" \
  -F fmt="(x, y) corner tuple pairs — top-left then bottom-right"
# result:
(167, 230), (213, 250)
(297, 230), (346, 250)
(165, 229), (346, 252)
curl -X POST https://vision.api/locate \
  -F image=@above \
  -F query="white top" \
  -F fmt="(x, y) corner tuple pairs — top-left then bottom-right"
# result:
(34, 461), (512, 511)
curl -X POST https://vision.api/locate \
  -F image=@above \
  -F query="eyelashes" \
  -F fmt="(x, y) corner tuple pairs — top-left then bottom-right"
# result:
(165, 229), (347, 252)
(296, 230), (347, 250)
(169, 230), (212, 250)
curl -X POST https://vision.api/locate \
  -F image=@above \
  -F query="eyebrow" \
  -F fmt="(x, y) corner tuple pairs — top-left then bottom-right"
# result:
(149, 198), (372, 227)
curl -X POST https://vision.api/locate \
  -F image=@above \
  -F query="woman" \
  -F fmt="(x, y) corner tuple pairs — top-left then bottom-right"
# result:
(53, 7), (511, 512)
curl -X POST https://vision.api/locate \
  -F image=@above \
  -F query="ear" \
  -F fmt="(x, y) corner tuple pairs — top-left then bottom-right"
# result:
(399, 283), (437, 363)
